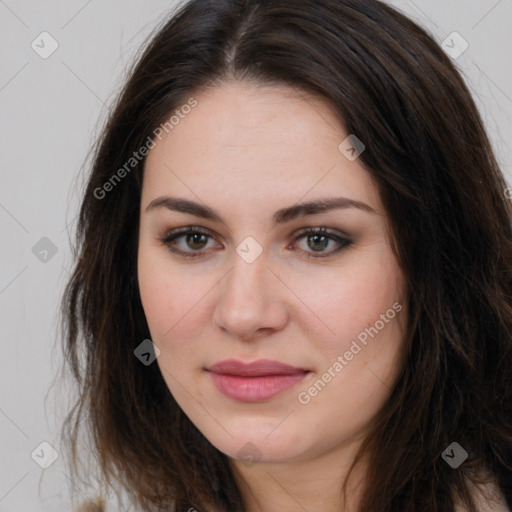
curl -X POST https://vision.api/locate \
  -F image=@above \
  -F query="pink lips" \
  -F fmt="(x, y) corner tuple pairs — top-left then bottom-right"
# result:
(206, 359), (310, 402)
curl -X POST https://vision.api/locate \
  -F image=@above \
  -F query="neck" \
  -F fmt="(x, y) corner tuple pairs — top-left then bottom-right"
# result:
(229, 436), (367, 512)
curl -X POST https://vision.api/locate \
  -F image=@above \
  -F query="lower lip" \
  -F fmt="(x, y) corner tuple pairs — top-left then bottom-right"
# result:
(208, 371), (309, 402)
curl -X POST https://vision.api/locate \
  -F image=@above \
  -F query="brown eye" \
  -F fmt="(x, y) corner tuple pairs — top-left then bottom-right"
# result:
(184, 233), (209, 250)
(160, 227), (218, 259)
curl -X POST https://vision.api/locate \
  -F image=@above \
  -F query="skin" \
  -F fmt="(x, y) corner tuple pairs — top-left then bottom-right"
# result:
(137, 81), (408, 512)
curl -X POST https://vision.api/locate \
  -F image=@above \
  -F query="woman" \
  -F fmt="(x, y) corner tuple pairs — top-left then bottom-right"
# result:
(60, 0), (512, 510)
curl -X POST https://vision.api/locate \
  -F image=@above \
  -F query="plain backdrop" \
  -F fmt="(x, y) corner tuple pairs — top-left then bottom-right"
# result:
(1, 0), (511, 510)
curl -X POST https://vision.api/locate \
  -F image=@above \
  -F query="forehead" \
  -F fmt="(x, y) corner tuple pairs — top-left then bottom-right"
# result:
(142, 81), (381, 215)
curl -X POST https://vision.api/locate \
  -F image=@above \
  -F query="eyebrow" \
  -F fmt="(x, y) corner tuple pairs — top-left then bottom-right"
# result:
(145, 196), (376, 226)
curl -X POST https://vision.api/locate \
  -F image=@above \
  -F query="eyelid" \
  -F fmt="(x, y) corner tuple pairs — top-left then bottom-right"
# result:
(160, 225), (351, 241)
(292, 226), (352, 241)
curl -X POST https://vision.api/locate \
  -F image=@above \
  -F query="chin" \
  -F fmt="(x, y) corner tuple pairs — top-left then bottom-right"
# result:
(206, 428), (307, 465)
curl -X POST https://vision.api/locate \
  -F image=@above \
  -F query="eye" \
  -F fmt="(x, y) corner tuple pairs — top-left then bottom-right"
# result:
(291, 227), (352, 259)
(158, 226), (352, 260)
(159, 226), (218, 259)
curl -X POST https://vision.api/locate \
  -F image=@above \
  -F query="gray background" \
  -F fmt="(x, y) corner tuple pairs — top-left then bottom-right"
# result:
(0, 1), (511, 511)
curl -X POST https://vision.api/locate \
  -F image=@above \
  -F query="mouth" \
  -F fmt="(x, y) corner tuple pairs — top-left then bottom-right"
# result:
(206, 359), (311, 402)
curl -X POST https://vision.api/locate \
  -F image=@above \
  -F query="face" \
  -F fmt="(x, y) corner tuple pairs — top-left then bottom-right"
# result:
(137, 81), (407, 467)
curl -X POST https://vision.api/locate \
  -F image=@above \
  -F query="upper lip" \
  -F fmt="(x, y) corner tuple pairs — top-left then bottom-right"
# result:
(207, 359), (309, 377)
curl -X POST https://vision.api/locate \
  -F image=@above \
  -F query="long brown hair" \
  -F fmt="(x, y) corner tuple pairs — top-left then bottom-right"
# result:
(59, 0), (512, 510)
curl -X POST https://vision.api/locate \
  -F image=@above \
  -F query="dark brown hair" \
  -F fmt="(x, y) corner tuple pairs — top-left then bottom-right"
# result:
(59, 0), (512, 510)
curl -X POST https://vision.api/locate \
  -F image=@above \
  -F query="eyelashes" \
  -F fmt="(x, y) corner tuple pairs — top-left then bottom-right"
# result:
(158, 225), (353, 260)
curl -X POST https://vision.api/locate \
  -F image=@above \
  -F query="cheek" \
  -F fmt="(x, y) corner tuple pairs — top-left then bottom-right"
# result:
(137, 247), (215, 346)
(138, 253), (173, 337)
(289, 254), (403, 353)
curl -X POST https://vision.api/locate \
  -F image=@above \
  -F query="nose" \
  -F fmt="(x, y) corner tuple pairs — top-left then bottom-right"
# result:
(212, 248), (288, 341)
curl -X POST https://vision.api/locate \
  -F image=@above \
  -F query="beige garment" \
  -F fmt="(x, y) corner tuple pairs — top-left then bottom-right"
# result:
(455, 480), (510, 512)
(73, 495), (105, 512)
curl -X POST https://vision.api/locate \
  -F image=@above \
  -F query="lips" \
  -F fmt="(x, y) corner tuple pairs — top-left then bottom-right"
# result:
(207, 359), (308, 377)
(206, 359), (310, 402)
